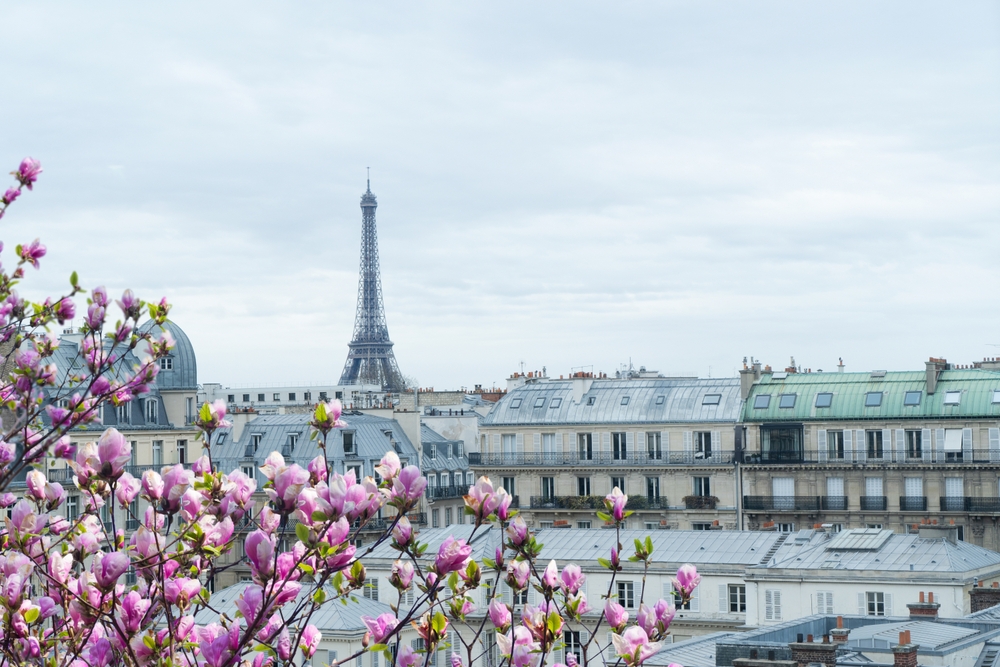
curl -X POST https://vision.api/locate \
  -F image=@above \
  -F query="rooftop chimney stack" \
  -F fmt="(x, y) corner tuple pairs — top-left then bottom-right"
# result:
(837, 357), (845, 373)
(907, 591), (940, 620)
(892, 631), (918, 667)
(926, 357), (948, 394)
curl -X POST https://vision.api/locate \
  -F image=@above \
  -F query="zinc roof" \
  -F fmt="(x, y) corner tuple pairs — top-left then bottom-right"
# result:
(758, 529), (1000, 574)
(482, 378), (742, 426)
(194, 582), (393, 634)
(644, 631), (732, 667)
(742, 369), (1000, 422)
(847, 620), (977, 650)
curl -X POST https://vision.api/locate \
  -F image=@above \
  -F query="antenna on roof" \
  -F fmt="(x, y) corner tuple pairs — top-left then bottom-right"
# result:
(366, 166), (370, 191)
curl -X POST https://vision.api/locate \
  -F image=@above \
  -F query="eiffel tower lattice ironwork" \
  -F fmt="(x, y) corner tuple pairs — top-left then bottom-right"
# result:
(339, 177), (407, 391)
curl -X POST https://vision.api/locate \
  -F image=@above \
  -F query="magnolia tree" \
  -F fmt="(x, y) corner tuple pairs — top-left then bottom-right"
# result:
(0, 159), (695, 667)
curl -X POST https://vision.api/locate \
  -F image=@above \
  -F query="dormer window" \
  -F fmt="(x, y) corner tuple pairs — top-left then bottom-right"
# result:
(117, 403), (131, 424)
(620, 396), (630, 406)
(250, 434), (262, 451)
(655, 396), (665, 405)
(702, 394), (721, 406)
(533, 397), (546, 409)
(510, 398), (522, 409)
(343, 431), (356, 454)
(158, 357), (173, 371)
(904, 391), (922, 406)
(549, 398), (562, 409)
(287, 433), (298, 450)
(815, 393), (833, 408)
(144, 399), (158, 422)
(753, 395), (771, 409)
(216, 432), (227, 445)
(944, 391), (961, 405)
(587, 396), (596, 406)
(865, 392), (883, 407)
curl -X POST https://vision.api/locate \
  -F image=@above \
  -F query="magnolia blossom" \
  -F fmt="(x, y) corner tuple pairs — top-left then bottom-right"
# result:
(390, 560), (415, 590)
(653, 598), (676, 635)
(300, 625), (321, 659)
(465, 476), (501, 520)
(604, 599), (629, 632)
(362, 613), (397, 644)
(541, 559), (559, 589)
(672, 563), (701, 600)
(606, 486), (627, 522)
(435, 536), (472, 575)
(92, 551), (129, 590)
(506, 559), (530, 590)
(507, 516), (528, 546)
(374, 451), (401, 481)
(560, 563), (586, 595)
(611, 626), (663, 666)
(15, 157), (42, 189)
(397, 644), (419, 667)
(393, 516), (413, 546)
(391, 466), (427, 505)
(115, 472), (140, 507)
(489, 599), (512, 630)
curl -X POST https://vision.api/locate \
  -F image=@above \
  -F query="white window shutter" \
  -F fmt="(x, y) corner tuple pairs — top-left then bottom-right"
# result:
(515, 433), (524, 454)
(662, 431), (670, 456)
(684, 431), (693, 463)
(884, 593), (893, 616)
(501, 582), (512, 605)
(855, 430), (867, 463)
(602, 432), (610, 453)
(922, 429), (932, 462)
(882, 429), (892, 461)
(533, 433), (541, 450)
(765, 590), (773, 621)
(990, 428), (1000, 462)
(858, 593), (866, 615)
(492, 434), (501, 451)
(690, 586), (700, 612)
(712, 430), (722, 462)
(555, 432), (563, 451)
(935, 429), (946, 462)
(895, 429), (905, 461)
(817, 429), (828, 463)
(844, 430), (854, 462)
(626, 432), (634, 453)
(963, 428), (973, 461)
(663, 582), (672, 600)
(528, 586), (537, 606)
(719, 584), (728, 614)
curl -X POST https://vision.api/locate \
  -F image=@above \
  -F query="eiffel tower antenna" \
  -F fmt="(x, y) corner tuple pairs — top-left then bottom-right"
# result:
(338, 174), (407, 391)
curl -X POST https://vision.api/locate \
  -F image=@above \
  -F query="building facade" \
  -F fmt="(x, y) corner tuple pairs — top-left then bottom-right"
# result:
(738, 359), (1000, 548)
(475, 373), (743, 531)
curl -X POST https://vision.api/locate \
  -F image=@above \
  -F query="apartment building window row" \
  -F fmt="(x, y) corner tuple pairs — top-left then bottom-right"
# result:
(811, 427), (984, 463)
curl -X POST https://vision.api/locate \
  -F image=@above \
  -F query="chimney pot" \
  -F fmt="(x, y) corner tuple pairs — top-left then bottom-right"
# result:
(928, 592), (934, 603)
(837, 616), (843, 629)
(807, 634), (813, 643)
(919, 592), (924, 603)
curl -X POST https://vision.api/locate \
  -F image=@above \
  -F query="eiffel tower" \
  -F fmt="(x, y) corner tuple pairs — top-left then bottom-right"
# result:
(338, 176), (407, 391)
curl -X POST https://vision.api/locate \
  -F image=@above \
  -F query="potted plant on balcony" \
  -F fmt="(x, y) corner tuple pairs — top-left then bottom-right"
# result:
(683, 495), (719, 510)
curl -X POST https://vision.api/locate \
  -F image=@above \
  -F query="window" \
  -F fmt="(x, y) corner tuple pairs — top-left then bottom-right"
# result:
(335, 391), (343, 399)
(432, 509), (439, 528)
(577, 433), (593, 460)
(513, 589), (528, 605)
(541, 477), (554, 500)
(549, 398), (562, 409)
(621, 396), (630, 406)
(702, 394), (721, 406)
(655, 396), (665, 405)
(943, 390), (961, 405)
(565, 632), (582, 664)
(778, 394), (796, 409)
(617, 581), (635, 608)
(158, 357), (173, 371)
(502, 477), (515, 495)
(152, 440), (162, 466)
(993, 390), (1000, 404)
(695, 432), (712, 458)
(532, 397), (545, 409)
(691, 522), (712, 531)
(501, 434), (515, 455)
(906, 430), (923, 458)
(815, 393), (833, 408)
(827, 431), (844, 459)
(611, 476), (625, 492)
(363, 579), (379, 601)
(271, 393), (279, 401)
(765, 590), (781, 621)
(587, 396), (595, 406)
(257, 393), (265, 402)
(177, 440), (187, 464)
(646, 432), (662, 459)
(729, 585), (747, 613)
(66, 496), (78, 519)
(303, 392), (311, 402)
(319, 391), (328, 401)
(348, 464), (362, 480)
(445, 508), (452, 526)
(904, 391), (922, 406)
(693, 476), (711, 497)
(510, 398), (522, 409)
(866, 523), (883, 529)
(286, 433), (298, 451)
(577, 477), (591, 496)
(241, 465), (254, 481)
(865, 392), (883, 407)
(753, 395), (771, 409)
(866, 592), (886, 616)
(944, 429), (963, 460)
(242, 393), (250, 402)
(777, 523), (795, 533)
(817, 591), (834, 615)
(673, 589), (694, 611)
(117, 402), (131, 424)
(226, 394), (235, 403)
(761, 425), (803, 462)
(343, 431), (355, 454)
(646, 477), (660, 501)
(288, 393), (296, 401)
(577, 521), (591, 529)
(250, 434), (262, 451)
(143, 399), (158, 423)
(866, 430), (884, 459)
(612, 432), (627, 460)
(645, 522), (658, 530)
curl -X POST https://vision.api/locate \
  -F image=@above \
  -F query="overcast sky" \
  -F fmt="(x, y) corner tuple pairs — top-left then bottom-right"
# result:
(3, 3), (999, 390)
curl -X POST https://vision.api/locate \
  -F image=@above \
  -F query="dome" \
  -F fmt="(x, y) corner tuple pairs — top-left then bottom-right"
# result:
(142, 320), (198, 390)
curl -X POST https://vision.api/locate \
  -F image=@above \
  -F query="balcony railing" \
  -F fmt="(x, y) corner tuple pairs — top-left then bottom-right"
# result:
(860, 496), (887, 511)
(743, 496), (820, 511)
(743, 449), (1000, 465)
(820, 496), (848, 511)
(899, 496), (927, 511)
(941, 497), (970, 512)
(528, 495), (668, 511)
(428, 486), (464, 500)
(469, 451), (735, 467)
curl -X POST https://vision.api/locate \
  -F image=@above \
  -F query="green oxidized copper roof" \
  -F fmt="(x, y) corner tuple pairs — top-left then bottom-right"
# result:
(741, 369), (1000, 422)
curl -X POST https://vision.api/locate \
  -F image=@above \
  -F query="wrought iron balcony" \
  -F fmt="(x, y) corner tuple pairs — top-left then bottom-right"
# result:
(528, 495), (668, 511)
(966, 498), (1000, 513)
(820, 496), (848, 511)
(428, 486), (464, 499)
(940, 496), (970, 512)
(860, 496), (887, 511)
(468, 451), (735, 467)
(125, 518), (140, 530)
(743, 449), (1000, 465)
(743, 496), (820, 511)
(899, 496), (927, 511)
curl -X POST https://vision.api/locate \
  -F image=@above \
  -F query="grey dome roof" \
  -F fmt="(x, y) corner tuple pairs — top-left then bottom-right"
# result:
(145, 320), (197, 390)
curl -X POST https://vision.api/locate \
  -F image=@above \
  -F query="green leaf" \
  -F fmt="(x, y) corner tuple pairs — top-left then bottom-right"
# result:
(596, 511), (612, 522)
(143, 636), (156, 650)
(447, 571), (459, 592)
(645, 536), (654, 554)
(23, 607), (39, 624)
(432, 611), (448, 635)
(370, 644), (388, 652)
(69, 271), (78, 287)
(314, 588), (327, 604)
(597, 558), (611, 569)
(295, 522), (311, 543)
(199, 402), (212, 421)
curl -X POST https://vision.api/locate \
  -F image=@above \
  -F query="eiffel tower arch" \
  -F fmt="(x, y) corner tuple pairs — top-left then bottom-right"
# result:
(339, 178), (407, 391)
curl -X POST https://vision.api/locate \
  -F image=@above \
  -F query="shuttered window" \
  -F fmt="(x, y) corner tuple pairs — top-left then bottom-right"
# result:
(765, 590), (782, 621)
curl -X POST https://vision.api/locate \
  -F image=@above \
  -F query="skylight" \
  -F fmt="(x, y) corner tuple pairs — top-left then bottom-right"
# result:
(587, 396), (595, 406)
(944, 391), (961, 405)
(549, 398), (562, 409)
(621, 396), (630, 406)
(533, 397), (546, 408)
(655, 396), (665, 405)
(702, 394), (721, 405)
(815, 393), (833, 408)
(753, 395), (771, 409)
(510, 398), (522, 409)
(865, 392), (883, 407)
(904, 391), (922, 406)
(779, 394), (796, 409)
(993, 391), (1000, 404)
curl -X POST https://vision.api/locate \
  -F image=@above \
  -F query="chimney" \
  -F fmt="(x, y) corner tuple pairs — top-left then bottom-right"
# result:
(740, 365), (758, 401)
(830, 616), (850, 645)
(789, 634), (837, 667)
(970, 581), (1000, 612)
(837, 357), (845, 373)
(925, 358), (947, 395)
(907, 591), (940, 620)
(892, 631), (918, 667)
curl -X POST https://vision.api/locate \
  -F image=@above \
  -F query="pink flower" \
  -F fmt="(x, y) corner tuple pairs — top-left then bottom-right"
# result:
(391, 466), (427, 505)
(672, 563), (700, 601)
(17, 239), (46, 269)
(489, 599), (512, 630)
(260, 453), (310, 513)
(654, 599), (675, 634)
(116, 289), (141, 319)
(560, 563), (585, 595)
(374, 451), (401, 481)
(390, 559), (415, 591)
(496, 487), (513, 521)
(611, 626), (663, 666)
(506, 559), (530, 590)
(541, 559), (559, 589)
(361, 612), (397, 644)
(121, 590), (150, 633)
(300, 625), (321, 658)
(191, 455), (211, 475)
(14, 158), (42, 190)
(308, 399), (346, 435)
(398, 644), (419, 667)
(165, 577), (201, 609)
(53, 298), (75, 324)
(637, 603), (656, 636)
(506, 516), (528, 546)
(25, 471), (46, 501)
(161, 465), (194, 513)
(141, 469), (163, 500)
(245, 530), (275, 580)
(179, 488), (204, 522)
(276, 627), (292, 661)
(604, 599), (628, 632)
(434, 536), (472, 575)
(393, 516), (413, 546)
(464, 476), (500, 521)
(1, 188), (19, 204)
(93, 550), (130, 590)
(116, 472), (140, 507)
(96, 428), (131, 479)
(236, 585), (264, 624)
(605, 486), (627, 522)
